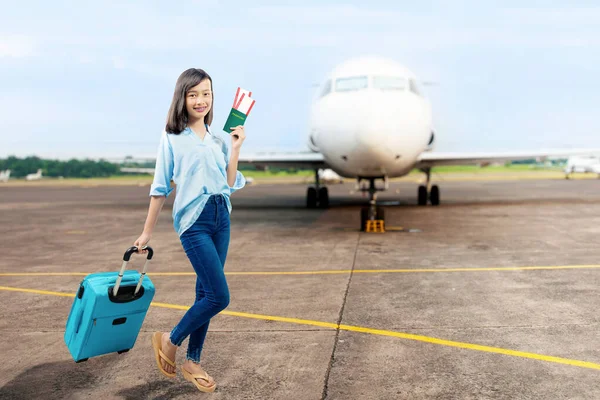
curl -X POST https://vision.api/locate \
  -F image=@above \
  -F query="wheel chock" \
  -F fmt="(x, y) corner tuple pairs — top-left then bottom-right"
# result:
(365, 220), (385, 233)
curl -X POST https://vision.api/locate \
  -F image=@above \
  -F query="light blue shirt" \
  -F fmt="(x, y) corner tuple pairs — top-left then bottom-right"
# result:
(149, 124), (246, 236)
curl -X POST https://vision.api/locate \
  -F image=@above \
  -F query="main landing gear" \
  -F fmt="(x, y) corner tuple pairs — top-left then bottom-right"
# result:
(418, 168), (440, 206)
(307, 169), (329, 209)
(358, 177), (386, 232)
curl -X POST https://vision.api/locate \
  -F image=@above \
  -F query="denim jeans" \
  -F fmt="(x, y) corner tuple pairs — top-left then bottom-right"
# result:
(170, 193), (231, 363)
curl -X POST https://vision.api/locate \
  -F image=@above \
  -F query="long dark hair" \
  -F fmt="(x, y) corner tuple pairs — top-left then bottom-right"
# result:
(165, 68), (214, 134)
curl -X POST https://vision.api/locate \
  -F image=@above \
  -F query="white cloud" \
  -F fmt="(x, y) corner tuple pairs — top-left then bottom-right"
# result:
(248, 4), (417, 25)
(502, 7), (600, 26)
(0, 93), (102, 129)
(15, 3), (599, 60)
(0, 35), (36, 58)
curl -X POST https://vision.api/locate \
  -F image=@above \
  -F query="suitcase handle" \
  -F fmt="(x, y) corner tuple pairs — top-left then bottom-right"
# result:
(113, 246), (154, 298)
(74, 304), (84, 334)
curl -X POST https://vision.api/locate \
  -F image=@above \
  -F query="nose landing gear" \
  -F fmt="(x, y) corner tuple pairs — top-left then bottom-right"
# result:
(358, 177), (386, 232)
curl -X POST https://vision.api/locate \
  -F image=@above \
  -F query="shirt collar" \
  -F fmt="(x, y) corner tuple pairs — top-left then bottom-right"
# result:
(185, 124), (212, 136)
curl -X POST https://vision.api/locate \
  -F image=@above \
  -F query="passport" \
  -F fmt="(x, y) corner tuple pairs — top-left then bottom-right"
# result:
(223, 87), (255, 134)
(223, 107), (248, 134)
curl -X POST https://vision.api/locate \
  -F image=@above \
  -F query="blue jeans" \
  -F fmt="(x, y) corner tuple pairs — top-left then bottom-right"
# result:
(170, 193), (231, 363)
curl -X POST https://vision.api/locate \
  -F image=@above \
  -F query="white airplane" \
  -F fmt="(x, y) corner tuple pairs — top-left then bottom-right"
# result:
(564, 155), (600, 179)
(0, 170), (10, 182)
(25, 169), (42, 181)
(239, 56), (600, 230)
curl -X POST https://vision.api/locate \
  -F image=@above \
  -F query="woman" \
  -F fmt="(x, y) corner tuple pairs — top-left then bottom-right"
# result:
(134, 68), (246, 393)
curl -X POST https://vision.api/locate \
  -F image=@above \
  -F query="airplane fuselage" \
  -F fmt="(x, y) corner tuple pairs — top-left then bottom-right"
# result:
(308, 57), (433, 179)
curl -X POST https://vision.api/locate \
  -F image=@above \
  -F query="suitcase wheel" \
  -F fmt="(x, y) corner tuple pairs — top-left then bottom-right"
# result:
(118, 349), (130, 354)
(76, 358), (89, 363)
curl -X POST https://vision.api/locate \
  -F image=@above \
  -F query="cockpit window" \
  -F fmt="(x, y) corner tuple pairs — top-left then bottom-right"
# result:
(319, 79), (332, 98)
(409, 79), (422, 96)
(373, 76), (407, 90)
(335, 76), (368, 92)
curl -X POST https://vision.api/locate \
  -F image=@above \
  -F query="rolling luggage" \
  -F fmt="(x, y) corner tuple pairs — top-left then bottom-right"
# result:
(64, 246), (156, 363)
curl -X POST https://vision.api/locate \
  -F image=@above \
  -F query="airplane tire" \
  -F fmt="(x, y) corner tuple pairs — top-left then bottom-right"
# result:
(307, 187), (318, 208)
(318, 187), (329, 208)
(430, 185), (440, 206)
(418, 186), (428, 206)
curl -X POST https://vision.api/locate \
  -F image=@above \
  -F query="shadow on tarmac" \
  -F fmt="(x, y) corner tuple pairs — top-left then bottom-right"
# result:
(0, 355), (197, 400)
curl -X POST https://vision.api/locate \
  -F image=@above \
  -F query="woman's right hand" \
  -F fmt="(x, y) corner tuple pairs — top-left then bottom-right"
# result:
(134, 232), (152, 254)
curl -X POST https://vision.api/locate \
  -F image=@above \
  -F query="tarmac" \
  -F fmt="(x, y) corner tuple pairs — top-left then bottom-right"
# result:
(1, 175), (600, 399)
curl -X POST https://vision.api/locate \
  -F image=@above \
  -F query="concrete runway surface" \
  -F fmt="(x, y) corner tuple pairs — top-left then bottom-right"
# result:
(1, 177), (600, 399)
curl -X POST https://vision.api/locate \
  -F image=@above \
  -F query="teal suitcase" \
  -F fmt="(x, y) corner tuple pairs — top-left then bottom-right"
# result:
(64, 246), (155, 362)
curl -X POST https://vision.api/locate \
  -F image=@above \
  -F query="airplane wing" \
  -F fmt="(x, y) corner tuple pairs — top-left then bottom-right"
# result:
(415, 149), (600, 168)
(238, 152), (328, 170)
(119, 152), (328, 175)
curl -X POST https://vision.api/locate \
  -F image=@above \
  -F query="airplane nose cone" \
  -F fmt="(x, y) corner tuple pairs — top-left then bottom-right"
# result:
(352, 129), (395, 175)
(310, 90), (432, 177)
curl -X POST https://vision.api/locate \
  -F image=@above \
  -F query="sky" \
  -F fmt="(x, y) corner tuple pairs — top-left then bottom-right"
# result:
(2, 0), (600, 160)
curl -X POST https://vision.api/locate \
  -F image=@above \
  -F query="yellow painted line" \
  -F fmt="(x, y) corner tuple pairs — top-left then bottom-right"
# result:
(336, 324), (600, 370)
(0, 273), (90, 277)
(1, 284), (599, 370)
(1, 264), (600, 278)
(0, 286), (76, 298)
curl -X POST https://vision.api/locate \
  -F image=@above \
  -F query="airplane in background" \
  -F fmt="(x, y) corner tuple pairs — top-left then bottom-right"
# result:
(564, 155), (600, 179)
(0, 170), (10, 183)
(239, 56), (600, 230)
(318, 168), (344, 184)
(25, 169), (42, 181)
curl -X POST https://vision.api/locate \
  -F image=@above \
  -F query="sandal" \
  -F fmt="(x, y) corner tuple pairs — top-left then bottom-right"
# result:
(151, 332), (177, 378)
(181, 366), (217, 393)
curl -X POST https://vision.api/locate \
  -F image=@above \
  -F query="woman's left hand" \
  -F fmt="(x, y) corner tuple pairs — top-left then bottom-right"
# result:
(230, 125), (246, 151)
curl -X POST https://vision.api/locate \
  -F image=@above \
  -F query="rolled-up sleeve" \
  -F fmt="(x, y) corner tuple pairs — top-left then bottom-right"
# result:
(149, 131), (174, 197)
(230, 170), (246, 194)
